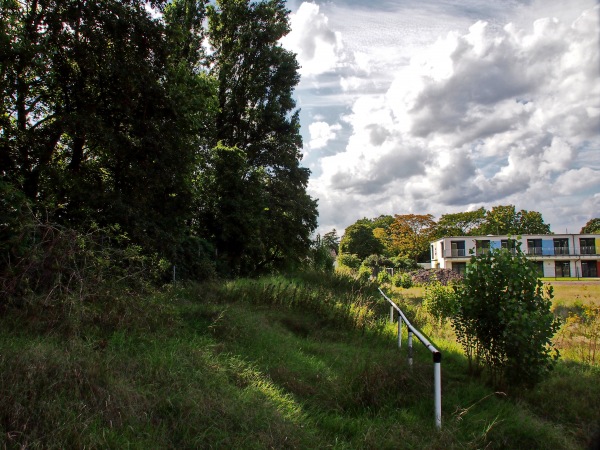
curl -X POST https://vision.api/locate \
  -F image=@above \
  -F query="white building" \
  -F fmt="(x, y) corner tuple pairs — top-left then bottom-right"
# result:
(430, 234), (600, 278)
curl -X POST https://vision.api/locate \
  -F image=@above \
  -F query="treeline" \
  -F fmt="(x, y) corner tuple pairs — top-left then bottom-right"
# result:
(0, 0), (317, 280)
(336, 205), (552, 264)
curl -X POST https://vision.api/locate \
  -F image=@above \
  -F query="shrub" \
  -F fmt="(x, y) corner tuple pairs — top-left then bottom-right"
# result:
(337, 253), (361, 270)
(357, 265), (372, 282)
(390, 257), (418, 271)
(392, 272), (413, 289)
(452, 245), (560, 387)
(423, 281), (457, 326)
(376, 270), (391, 285)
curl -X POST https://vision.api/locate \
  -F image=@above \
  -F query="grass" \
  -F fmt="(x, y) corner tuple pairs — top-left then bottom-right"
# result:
(1, 272), (599, 448)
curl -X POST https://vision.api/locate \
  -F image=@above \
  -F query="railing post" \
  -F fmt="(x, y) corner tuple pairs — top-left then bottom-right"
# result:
(433, 352), (442, 430)
(390, 305), (394, 323)
(397, 316), (402, 349)
(408, 330), (413, 367)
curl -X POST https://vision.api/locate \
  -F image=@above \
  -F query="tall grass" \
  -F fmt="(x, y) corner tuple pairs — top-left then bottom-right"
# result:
(0, 271), (598, 448)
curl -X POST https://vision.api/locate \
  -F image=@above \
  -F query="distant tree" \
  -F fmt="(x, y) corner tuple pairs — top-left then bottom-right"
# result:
(435, 208), (486, 237)
(516, 210), (551, 234)
(473, 205), (519, 235)
(339, 223), (384, 260)
(581, 218), (600, 234)
(322, 229), (340, 254)
(472, 205), (551, 235)
(389, 214), (436, 262)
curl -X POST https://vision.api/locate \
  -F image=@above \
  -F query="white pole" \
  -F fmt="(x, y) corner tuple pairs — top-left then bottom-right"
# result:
(434, 355), (442, 430)
(390, 305), (394, 323)
(408, 331), (413, 367)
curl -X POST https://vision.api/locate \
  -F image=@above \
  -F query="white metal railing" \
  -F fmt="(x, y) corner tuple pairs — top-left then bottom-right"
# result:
(378, 288), (442, 430)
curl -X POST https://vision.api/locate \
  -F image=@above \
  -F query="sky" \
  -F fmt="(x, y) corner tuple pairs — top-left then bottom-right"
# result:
(279, 0), (600, 236)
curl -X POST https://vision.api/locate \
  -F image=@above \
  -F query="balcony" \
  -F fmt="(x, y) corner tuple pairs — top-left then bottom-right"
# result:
(580, 246), (597, 255)
(527, 247), (543, 256)
(451, 249), (466, 257)
(554, 246), (570, 255)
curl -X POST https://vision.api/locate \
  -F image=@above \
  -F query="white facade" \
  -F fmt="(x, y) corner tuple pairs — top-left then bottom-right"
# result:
(430, 234), (600, 278)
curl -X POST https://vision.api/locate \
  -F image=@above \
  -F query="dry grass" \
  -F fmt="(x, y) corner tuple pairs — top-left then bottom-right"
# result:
(545, 282), (600, 308)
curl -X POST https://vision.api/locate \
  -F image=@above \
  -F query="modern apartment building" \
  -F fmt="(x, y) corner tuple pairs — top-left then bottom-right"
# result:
(430, 234), (600, 278)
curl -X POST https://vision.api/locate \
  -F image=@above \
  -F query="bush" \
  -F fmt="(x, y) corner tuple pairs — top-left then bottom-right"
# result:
(337, 253), (361, 270)
(357, 265), (372, 282)
(392, 273), (413, 289)
(452, 246), (560, 387)
(423, 281), (457, 326)
(376, 270), (391, 285)
(390, 257), (418, 271)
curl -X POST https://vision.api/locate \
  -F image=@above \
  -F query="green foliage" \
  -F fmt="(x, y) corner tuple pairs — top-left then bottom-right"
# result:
(339, 223), (384, 260)
(390, 256), (419, 271)
(308, 235), (335, 273)
(376, 270), (391, 285)
(357, 265), (372, 282)
(337, 253), (361, 270)
(452, 245), (561, 386)
(558, 305), (600, 365)
(580, 218), (600, 234)
(423, 281), (458, 326)
(392, 272), (413, 289)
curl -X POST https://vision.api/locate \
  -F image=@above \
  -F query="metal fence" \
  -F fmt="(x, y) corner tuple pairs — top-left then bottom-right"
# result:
(378, 288), (442, 430)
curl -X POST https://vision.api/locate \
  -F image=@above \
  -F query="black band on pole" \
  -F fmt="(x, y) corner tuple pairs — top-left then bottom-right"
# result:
(433, 352), (442, 363)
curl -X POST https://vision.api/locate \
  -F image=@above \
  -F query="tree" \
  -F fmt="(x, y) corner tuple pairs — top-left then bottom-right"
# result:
(516, 210), (551, 234)
(388, 214), (436, 262)
(434, 208), (486, 237)
(581, 218), (600, 234)
(206, 0), (317, 274)
(322, 229), (340, 254)
(453, 244), (560, 386)
(0, 0), (211, 259)
(472, 205), (551, 236)
(339, 223), (384, 260)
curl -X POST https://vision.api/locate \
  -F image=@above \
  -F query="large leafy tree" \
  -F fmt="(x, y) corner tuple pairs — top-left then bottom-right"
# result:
(434, 208), (486, 237)
(339, 223), (384, 260)
(0, 0), (212, 257)
(581, 218), (600, 234)
(389, 214), (436, 262)
(472, 205), (551, 236)
(206, 0), (317, 274)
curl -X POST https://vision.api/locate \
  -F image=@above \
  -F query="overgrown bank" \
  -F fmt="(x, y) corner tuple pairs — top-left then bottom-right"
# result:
(1, 272), (598, 449)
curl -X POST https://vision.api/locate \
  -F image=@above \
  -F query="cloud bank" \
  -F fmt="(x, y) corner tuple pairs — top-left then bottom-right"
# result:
(283, 2), (600, 234)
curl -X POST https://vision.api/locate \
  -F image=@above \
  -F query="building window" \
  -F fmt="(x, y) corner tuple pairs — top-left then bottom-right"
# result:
(580, 238), (596, 255)
(476, 240), (490, 256)
(530, 261), (544, 277)
(501, 239), (517, 254)
(554, 238), (569, 255)
(527, 239), (542, 255)
(452, 262), (467, 275)
(555, 261), (571, 277)
(451, 240), (466, 257)
(581, 261), (598, 278)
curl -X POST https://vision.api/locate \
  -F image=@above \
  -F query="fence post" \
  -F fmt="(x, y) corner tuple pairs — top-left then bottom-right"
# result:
(397, 316), (402, 349)
(433, 352), (442, 430)
(390, 304), (394, 323)
(408, 330), (414, 367)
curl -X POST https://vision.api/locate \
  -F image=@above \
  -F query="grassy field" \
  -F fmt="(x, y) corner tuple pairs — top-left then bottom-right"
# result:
(1, 272), (599, 448)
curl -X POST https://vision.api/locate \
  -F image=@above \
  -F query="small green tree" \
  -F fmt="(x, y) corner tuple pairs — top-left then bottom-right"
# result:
(452, 244), (560, 387)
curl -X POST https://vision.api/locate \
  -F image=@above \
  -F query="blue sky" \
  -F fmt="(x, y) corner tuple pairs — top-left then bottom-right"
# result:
(279, 0), (600, 235)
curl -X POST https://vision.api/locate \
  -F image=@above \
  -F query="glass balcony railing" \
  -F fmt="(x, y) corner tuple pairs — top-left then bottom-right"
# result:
(451, 249), (466, 257)
(554, 247), (570, 255)
(580, 246), (597, 255)
(527, 247), (543, 255)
